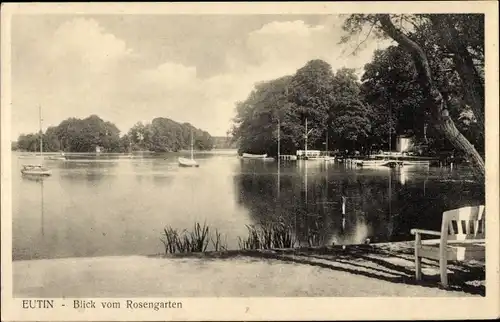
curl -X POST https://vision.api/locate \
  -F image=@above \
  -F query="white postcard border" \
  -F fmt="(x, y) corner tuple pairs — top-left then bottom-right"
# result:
(1, 2), (499, 321)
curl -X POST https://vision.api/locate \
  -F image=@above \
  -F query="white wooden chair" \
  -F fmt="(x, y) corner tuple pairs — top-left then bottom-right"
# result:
(410, 205), (485, 288)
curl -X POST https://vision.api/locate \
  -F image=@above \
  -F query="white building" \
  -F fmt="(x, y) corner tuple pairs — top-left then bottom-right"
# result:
(396, 136), (414, 153)
(296, 150), (321, 157)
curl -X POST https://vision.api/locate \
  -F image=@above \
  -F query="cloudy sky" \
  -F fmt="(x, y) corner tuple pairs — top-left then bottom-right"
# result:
(11, 14), (391, 138)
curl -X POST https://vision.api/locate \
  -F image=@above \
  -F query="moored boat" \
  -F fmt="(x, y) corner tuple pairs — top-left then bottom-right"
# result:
(178, 157), (199, 167)
(21, 164), (52, 176)
(21, 105), (52, 177)
(305, 155), (327, 161)
(355, 158), (404, 168)
(402, 160), (430, 166)
(241, 153), (268, 159)
(178, 129), (199, 167)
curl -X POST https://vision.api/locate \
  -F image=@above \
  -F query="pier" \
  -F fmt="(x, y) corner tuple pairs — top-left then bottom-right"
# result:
(279, 154), (297, 160)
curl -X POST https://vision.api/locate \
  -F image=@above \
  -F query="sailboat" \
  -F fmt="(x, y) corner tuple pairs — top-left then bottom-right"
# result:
(178, 129), (199, 167)
(298, 117), (323, 160)
(21, 106), (52, 176)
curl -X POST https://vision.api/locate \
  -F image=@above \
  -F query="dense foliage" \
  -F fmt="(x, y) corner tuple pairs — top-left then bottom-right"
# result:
(212, 136), (238, 149)
(359, 18), (484, 157)
(343, 14), (485, 180)
(231, 14), (485, 178)
(14, 115), (214, 153)
(231, 60), (372, 156)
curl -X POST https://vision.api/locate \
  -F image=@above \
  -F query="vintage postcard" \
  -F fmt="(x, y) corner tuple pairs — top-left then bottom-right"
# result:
(1, 1), (499, 321)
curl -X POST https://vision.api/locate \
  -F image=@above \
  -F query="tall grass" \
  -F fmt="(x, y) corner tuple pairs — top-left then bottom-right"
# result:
(161, 222), (226, 254)
(211, 228), (227, 252)
(238, 221), (297, 250)
(162, 220), (304, 254)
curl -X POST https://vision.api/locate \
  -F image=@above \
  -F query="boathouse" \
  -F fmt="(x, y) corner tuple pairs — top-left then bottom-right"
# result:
(296, 150), (321, 158)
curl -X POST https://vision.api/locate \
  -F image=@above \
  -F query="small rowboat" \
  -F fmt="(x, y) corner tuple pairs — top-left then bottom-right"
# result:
(178, 157), (199, 167)
(21, 164), (52, 176)
(241, 153), (268, 159)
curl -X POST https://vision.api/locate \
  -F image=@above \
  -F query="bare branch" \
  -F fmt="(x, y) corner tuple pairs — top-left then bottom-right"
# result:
(402, 15), (423, 32)
(347, 22), (376, 57)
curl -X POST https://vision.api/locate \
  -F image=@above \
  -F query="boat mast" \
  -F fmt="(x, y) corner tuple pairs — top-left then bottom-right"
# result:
(277, 118), (280, 197)
(190, 129), (194, 160)
(325, 128), (328, 156)
(277, 118), (281, 161)
(39, 105), (43, 157)
(388, 104), (392, 152)
(305, 117), (308, 157)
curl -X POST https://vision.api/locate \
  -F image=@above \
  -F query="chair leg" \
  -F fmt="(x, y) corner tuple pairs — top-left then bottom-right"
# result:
(414, 235), (422, 281)
(415, 255), (422, 280)
(439, 257), (448, 288)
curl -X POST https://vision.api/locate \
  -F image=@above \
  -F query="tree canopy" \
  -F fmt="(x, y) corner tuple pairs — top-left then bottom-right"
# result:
(232, 14), (485, 182)
(15, 115), (214, 153)
(342, 14), (485, 180)
(231, 60), (371, 156)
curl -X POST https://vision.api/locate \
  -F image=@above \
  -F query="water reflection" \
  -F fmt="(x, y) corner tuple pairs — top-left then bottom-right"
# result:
(234, 161), (483, 246)
(13, 152), (483, 260)
(21, 176), (46, 236)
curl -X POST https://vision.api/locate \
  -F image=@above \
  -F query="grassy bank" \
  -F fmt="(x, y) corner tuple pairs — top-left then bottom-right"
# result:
(160, 221), (328, 255)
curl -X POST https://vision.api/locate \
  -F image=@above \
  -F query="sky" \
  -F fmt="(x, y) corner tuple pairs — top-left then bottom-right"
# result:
(10, 14), (392, 138)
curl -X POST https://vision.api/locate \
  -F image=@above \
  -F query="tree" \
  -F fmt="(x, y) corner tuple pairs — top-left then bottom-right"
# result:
(120, 134), (132, 153)
(232, 76), (297, 156)
(232, 60), (374, 156)
(329, 68), (373, 152)
(44, 126), (62, 152)
(128, 122), (151, 151)
(361, 44), (483, 156)
(148, 117), (213, 152)
(428, 15), (484, 130)
(289, 59), (334, 150)
(16, 133), (39, 152)
(361, 47), (423, 150)
(343, 14), (485, 181)
(14, 115), (214, 153)
(16, 116), (122, 153)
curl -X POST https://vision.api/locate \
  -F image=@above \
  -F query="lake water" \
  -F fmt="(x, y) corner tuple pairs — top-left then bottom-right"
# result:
(11, 150), (484, 260)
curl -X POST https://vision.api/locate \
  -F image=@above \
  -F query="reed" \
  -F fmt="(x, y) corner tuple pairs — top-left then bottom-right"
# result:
(190, 222), (210, 252)
(161, 220), (300, 254)
(211, 228), (227, 252)
(161, 227), (179, 254)
(238, 221), (297, 250)
(161, 222), (226, 254)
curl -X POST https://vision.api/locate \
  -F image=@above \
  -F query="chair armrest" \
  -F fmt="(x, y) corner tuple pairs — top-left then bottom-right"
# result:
(410, 229), (442, 236)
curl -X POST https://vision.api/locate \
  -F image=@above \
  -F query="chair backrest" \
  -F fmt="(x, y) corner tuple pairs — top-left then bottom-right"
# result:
(441, 205), (485, 241)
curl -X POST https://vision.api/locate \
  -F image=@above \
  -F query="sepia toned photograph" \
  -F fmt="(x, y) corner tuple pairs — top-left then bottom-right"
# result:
(1, 2), (499, 321)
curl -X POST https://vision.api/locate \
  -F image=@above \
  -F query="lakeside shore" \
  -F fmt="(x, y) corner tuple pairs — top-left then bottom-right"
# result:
(13, 241), (485, 297)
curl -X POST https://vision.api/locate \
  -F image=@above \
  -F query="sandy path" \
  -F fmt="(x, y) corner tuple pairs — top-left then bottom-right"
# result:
(13, 251), (482, 297)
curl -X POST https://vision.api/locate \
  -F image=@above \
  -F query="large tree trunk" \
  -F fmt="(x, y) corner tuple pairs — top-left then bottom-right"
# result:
(428, 15), (485, 132)
(377, 14), (485, 182)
